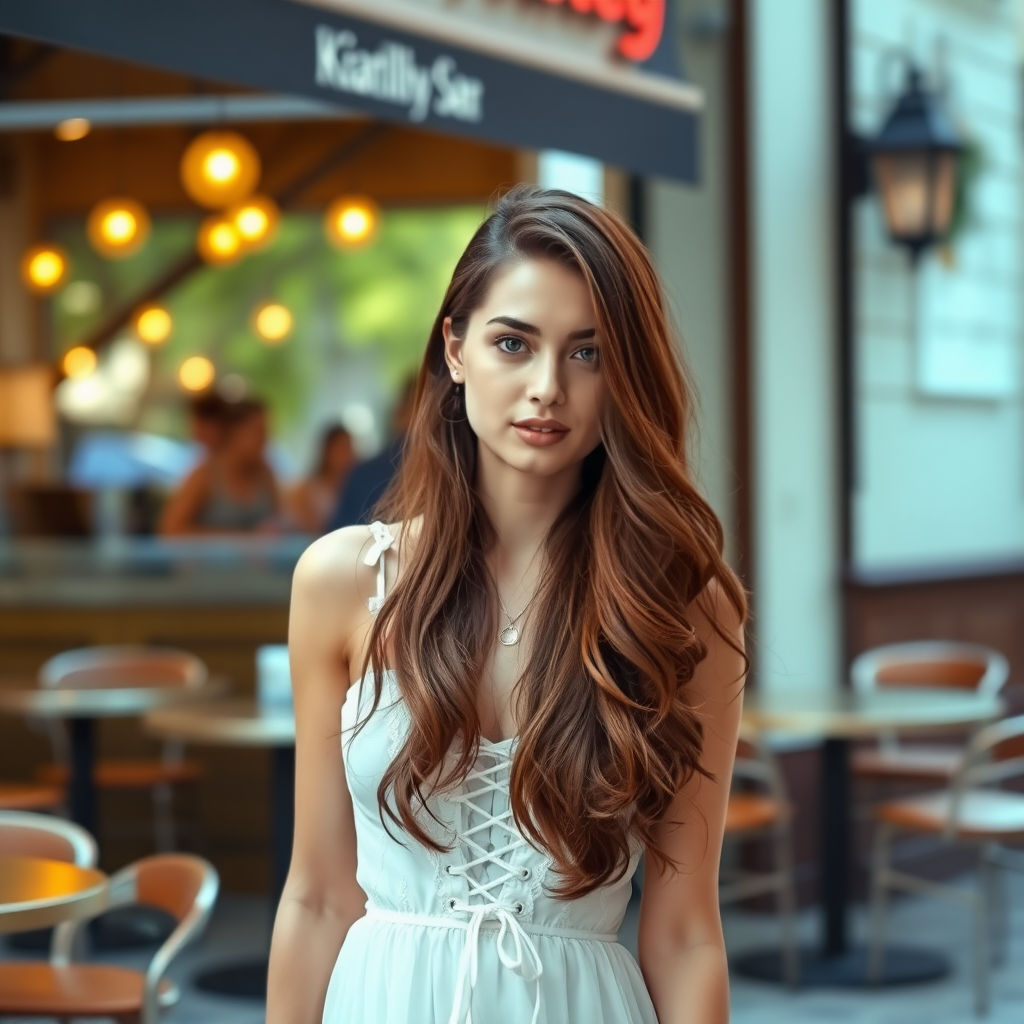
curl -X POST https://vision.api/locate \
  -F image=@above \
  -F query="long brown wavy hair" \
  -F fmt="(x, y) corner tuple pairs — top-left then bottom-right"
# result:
(363, 185), (746, 899)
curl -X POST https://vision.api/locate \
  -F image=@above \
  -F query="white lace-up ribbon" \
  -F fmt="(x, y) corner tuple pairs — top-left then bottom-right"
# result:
(363, 521), (394, 613)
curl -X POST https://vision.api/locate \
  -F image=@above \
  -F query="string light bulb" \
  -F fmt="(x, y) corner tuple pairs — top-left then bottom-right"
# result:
(62, 346), (97, 379)
(178, 356), (215, 392)
(253, 302), (293, 343)
(87, 198), (150, 259)
(21, 245), (69, 294)
(180, 131), (261, 208)
(197, 214), (243, 265)
(325, 195), (379, 249)
(134, 305), (173, 345)
(229, 195), (280, 252)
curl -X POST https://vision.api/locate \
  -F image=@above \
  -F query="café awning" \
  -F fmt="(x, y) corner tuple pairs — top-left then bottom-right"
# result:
(0, 0), (702, 182)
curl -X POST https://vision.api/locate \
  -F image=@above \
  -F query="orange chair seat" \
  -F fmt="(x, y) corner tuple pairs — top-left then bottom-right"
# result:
(853, 744), (964, 782)
(725, 793), (789, 834)
(0, 962), (172, 1016)
(37, 759), (204, 789)
(876, 788), (1024, 840)
(0, 782), (64, 811)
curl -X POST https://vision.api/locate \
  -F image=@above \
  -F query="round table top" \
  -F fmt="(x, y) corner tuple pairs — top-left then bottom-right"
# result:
(0, 855), (108, 934)
(741, 686), (1005, 738)
(0, 675), (230, 718)
(145, 697), (295, 748)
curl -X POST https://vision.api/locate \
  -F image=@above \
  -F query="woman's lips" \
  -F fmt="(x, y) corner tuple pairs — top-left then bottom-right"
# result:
(512, 422), (570, 447)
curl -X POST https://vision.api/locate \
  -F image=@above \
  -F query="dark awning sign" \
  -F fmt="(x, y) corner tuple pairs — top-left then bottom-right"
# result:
(0, 0), (701, 182)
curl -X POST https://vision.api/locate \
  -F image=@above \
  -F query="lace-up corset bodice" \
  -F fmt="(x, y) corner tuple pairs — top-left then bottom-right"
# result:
(330, 523), (654, 1024)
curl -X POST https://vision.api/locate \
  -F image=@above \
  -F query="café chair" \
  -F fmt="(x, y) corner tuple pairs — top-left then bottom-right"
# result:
(852, 641), (1009, 784)
(0, 781), (65, 812)
(0, 852), (219, 1024)
(35, 646), (209, 852)
(867, 713), (1024, 1015)
(720, 734), (800, 986)
(0, 809), (97, 868)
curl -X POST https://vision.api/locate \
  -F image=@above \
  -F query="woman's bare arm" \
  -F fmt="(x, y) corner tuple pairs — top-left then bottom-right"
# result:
(265, 526), (376, 1023)
(638, 583), (745, 1024)
(158, 464), (210, 536)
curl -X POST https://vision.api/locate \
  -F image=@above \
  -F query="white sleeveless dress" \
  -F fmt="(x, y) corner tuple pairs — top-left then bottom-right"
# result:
(322, 522), (659, 1024)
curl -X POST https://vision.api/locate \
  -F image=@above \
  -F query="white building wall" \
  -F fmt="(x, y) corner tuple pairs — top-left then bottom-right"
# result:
(749, 0), (840, 690)
(851, 0), (1024, 569)
(645, 0), (734, 542)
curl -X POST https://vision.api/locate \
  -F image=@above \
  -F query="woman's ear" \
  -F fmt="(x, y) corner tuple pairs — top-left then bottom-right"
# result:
(442, 316), (465, 378)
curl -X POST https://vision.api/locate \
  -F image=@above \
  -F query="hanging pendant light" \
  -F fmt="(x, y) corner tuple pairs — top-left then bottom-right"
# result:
(181, 131), (261, 209)
(21, 244), (69, 294)
(325, 195), (379, 249)
(134, 304), (173, 345)
(197, 213), (243, 266)
(253, 302), (293, 343)
(87, 198), (150, 259)
(178, 356), (216, 392)
(229, 195), (280, 252)
(62, 346), (97, 380)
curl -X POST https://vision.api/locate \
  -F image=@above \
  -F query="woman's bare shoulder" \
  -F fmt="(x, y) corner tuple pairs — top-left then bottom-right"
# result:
(291, 524), (379, 614)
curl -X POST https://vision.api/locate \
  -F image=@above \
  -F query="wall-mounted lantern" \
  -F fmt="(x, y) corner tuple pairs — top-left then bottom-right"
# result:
(867, 61), (964, 262)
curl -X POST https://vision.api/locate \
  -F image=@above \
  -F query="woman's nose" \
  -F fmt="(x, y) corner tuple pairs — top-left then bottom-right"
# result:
(527, 354), (565, 406)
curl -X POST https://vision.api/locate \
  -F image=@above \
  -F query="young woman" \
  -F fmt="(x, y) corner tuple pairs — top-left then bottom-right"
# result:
(160, 398), (281, 536)
(287, 424), (355, 534)
(267, 186), (746, 1024)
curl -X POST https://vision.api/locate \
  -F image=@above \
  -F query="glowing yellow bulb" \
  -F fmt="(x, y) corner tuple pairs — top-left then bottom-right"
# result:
(135, 305), (173, 345)
(253, 303), (293, 343)
(229, 196), (279, 251)
(197, 214), (243, 265)
(204, 148), (241, 184)
(21, 245), (68, 293)
(237, 206), (267, 237)
(55, 117), (90, 141)
(325, 196), (379, 249)
(178, 356), (215, 392)
(87, 198), (150, 258)
(102, 210), (136, 243)
(180, 131), (261, 208)
(62, 346), (97, 379)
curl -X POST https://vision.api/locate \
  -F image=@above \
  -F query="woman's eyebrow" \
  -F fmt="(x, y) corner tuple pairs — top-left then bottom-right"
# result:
(486, 315), (596, 342)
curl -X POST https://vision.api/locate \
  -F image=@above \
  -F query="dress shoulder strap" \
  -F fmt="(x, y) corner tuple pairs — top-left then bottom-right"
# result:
(363, 521), (395, 613)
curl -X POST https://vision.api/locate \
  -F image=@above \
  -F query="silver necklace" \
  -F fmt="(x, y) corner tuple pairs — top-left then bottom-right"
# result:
(497, 596), (532, 647)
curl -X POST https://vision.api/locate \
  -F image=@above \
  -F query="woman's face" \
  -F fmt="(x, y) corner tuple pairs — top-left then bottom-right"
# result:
(324, 432), (354, 476)
(443, 258), (607, 479)
(226, 412), (267, 462)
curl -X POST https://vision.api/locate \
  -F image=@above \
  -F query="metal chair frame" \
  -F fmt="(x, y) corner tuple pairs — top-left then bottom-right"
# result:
(46, 853), (220, 1024)
(720, 733), (800, 986)
(0, 809), (97, 867)
(37, 645), (208, 852)
(853, 641), (1009, 760)
(867, 713), (1024, 1015)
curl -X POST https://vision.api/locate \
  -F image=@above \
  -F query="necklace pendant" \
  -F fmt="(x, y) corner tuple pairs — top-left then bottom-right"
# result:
(498, 624), (520, 647)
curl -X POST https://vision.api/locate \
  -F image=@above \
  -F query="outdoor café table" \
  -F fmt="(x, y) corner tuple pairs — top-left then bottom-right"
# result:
(0, 674), (229, 837)
(145, 697), (295, 999)
(0, 854), (108, 934)
(738, 686), (1005, 987)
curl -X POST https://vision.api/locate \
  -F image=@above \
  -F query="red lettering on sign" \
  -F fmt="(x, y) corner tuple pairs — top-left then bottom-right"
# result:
(539, 0), (664, 62)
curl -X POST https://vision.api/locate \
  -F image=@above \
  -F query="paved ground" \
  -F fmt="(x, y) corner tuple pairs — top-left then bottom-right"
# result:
(2, 869), (1021, 1022)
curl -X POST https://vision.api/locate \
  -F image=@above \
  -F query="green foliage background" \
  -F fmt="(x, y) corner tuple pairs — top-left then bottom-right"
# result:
(52, 206), (485, 446)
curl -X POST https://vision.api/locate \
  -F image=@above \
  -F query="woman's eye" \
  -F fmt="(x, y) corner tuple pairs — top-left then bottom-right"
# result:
(496, 336), (526, 354)
(574, 346), (598, 364)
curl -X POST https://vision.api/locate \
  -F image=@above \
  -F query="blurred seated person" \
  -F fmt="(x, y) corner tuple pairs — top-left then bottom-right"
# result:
(188, 392), (227, 454)
(160, 398), (281, 536)
(285, 423), (355, 534)
(326, 379), (414, 531)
